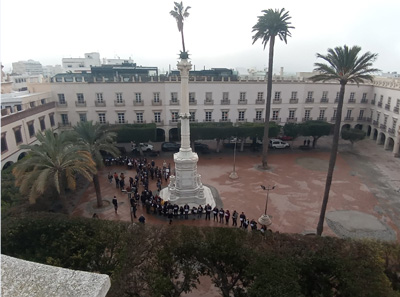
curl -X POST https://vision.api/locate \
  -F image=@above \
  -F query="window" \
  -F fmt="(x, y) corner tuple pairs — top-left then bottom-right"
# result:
(1, 133), (8, 153)
(116, 93), (123, 103)
(318, 110), (325, 120)
(346, 110), (352, 118)
(255, 110), (262, 120)
(359, 110), (364, 118)
(171, 111), (179, 122)
(336, 92), (340, 100)
(393, 119), (398, 130)
(380, 95), (383, 103)
(28, 121), (35, 137)
(307, 91), (313, 100)
(39, 117), (46, 130)
(289, 110), (296, 119)
(333, 110), (337, 118)
(171, 92), (178, 102)
(14, 127), (23, 144)
(238, 111), (245, 121)
(153, 92), (160, 103)
(98, 113), (106, 124)
(239, 92), (246, 101)
(58, 94), (66, 104)
(397, 99), (400, 107)
(154, 112), (161, 123)
(77, 93), (84, 103)
(322, 91), (328, 100)
(349, 92), (355, 100)
(388, 97), (392, 105)
(135, 93), (142, 103)
(136, 112), (143, 123)
(189, 92), (196, 102)
(118, 113), (125, 124)
(221, 111), (228, 121)
(30, 102), (35, 108)
(96, 93), (103, 102)
(61, 114), (69, 125)
(205, 111), (212, 122)
(41, 99), (46, 105)
(374, 93), (377, 100)
(223, 92), (229, 101)
(377, 112), (381, 122)
(304, 110), (311, 120)
(257, 92), (264, 100)
(189, 111), (196, 122)
(291, 91), (297, 99)
(384, 115), (388, 125)
(206, 92), (212, 101)
(274, 92), (281, 100)
(272, 110), (279, 120)
(49, 113), (55, 127)
(79, 114), (87, 122)
(362, 93), (367, 100)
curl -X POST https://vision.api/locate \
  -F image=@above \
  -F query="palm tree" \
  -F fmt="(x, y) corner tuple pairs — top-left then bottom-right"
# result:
(252, 8), (294, 169)
(310, 45), (378, 235)
(73, 121), (119, 208)
(170, 1), (191, 54)
(12, 129), (96, 214)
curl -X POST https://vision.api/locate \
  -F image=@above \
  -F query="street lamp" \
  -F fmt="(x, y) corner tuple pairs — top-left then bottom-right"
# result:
(229, 137), (238, 179)
(258, 185), (275, 227)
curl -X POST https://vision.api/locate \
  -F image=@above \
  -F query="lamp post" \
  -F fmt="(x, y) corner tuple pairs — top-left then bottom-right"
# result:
(258, 185), (275, 227)
(229, 138), (238, 179)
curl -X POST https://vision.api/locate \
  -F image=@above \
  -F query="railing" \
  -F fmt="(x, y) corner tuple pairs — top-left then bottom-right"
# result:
(115, 120), (127, 124)
(344, 117), (354, 121)
(169, 120), (179, 125)
(189, 100), (197, 105)
(151, 120), (164, 126)
(371, 100), (376, 105)
(385, 104), (390, 110)
(320, 98), (329, 103)
(377, 101), (383, 107)
(357, 117), (367, 121)
(170, 100), (180, 105)
(373, 120), (379, 126)
(271, 118), (281, 123)
(305, 98), (314, 103)
(286, 117), (297, 122)
(238, 99), (247, 105)
(204, 100), (214, 105)
(253, 118), (264, 123)
(289, 98), (298, 104)
(152, 100), (162, 106)
(56, 102), (68, 107)
(58, 122), (71, 128)
(134, 120), (146, 124)
(236, 119), (248, 123)
(219, 119), (231, 122)
(317, 117), (327, 121)
(303, 117), (312, 122)
(221, 99), (230, 105)
(394, 106), (399, 114)
(348, 99), (356, 103)
(114, 100), (125, 106)
(331, 116), (336, 121)
(134, 101), (144, 106)
(202, 119), (215, 122)
(388, 128), (395, 135)
(75, 101), (87, 107)
(255, 99), (265, 105)
(95, 101), (106, 107)
(361, 99), (368, 103)
(380, 124), (387, 130)
(272, 99), (282, 104)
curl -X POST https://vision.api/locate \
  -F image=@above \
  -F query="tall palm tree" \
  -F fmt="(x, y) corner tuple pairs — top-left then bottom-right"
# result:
(12, 129), (96, 214)
(170, 1), (191, 54)
(73, 121), (119, 208)
(252, 8), (294, 169)
(310, 45), (378, 235)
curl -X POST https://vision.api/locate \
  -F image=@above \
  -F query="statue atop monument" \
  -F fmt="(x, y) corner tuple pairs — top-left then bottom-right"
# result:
(170, 1), (191, 59)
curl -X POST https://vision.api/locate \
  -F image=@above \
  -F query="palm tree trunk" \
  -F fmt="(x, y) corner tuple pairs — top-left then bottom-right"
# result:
(261, 36), (275, 169)
(58, 172), (69, 214)
(93, 173), (103, 208)
(316, 83), (346, 235)
(181, 30), (186, 53)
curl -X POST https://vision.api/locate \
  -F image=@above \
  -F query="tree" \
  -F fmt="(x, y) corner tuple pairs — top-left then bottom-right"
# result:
(341, 128), (366, 147)
(252, 8), (294, 169)
(300, 120), (332, 148)
(310, 45), (378, 235)
(73, 121), (120, 208)
(12, 130), (96, 214)
(170, 1), (191, 55)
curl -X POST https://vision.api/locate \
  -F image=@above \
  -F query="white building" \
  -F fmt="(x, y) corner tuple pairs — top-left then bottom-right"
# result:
(62, 52), (101, 73)
(12, 60), (43, 75)
(2, 69), (399, 170)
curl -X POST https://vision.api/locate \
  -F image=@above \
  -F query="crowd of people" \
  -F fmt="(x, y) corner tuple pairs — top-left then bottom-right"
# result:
(103, 156), (267, 232)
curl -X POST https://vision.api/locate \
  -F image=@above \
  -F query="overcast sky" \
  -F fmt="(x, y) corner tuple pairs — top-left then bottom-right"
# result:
(1, 0), (399, 75)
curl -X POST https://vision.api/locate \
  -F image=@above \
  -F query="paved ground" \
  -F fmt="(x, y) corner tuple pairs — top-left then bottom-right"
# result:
(71, 136), (400, 241)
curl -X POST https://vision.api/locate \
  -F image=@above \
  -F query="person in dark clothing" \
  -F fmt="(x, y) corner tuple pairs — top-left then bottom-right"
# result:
(232, 210), (238, 226)
(130, 197), (137, 218)
(112, 196), (118, 213)
(138, 214), (145, 224)
(184, 204), (190, 219)
(213, 207), (219, 221)
(205, 204), (212, 220)
(239, 212), (246, 227)
(219, 208), (224, 223)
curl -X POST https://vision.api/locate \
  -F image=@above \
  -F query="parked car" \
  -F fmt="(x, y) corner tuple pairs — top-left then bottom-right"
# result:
(194, 142), (209, 152)
(278, 135), (294, 141)
(133, 143), (154, 152)
(161, 142), (180, 152)
(269, 139), (290, 149)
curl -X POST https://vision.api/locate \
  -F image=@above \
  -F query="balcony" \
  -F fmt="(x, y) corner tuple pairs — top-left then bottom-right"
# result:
(58, 122), (71, 128)
(152, 100), (162, 106)
(114, 100), (125, 107)
(289, 98), (298, 104)
(272, 99), (282, 104)
(238, 99), (247, 105)
(377, 101), (383, 107)
(303, 117), (312, 122)
(286, 117), (297, 123)
(344, 117), (354, 121)
(317, 117), (327, 122)
(221, 99), (230, 105)
(189, 119), (198, 123)
(334, 99), (339, 103)
(357, 117), (367, 122)
(134, 101), (144, 106)
(169, 120), (179, 125)
(202, 119), (215, 123)
(371, 100), (376, 105)
(361, 99), (368, 104)
(170, 100), (180, 105)
(134, 120), (146, 124)
(388, 128), (395, 135)
(255, 99), (265, 105)
(115, 120), (127, 124)
(331, 117), (337, 122)
(189, 100), (197, 105)
(394, 106), (399, 114)
(380, 124), (387, 131)
(348, 99), (356, 103)
(204, 99), (214, 105)
(305, 98), (314, 103)
(151, 120), (164, 126)
(95, 101), (106, 107)
(320, 98), (329, 103)
(385, 104), (391, 111)
(75, 101), (87, 107)
(253, 118), (264, 123)
(271, 118), (281, 123)
(57, 102), (68, 108)
(373, 120), (379, 126)
(236, 119), (248, 123)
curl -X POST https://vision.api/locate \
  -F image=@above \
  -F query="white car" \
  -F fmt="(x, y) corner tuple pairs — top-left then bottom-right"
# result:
(133, 143), (154, 152)
(269, 139), (290, 149)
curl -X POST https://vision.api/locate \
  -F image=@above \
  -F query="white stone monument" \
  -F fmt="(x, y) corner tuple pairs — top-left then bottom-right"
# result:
(160, 58), (215, 208)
